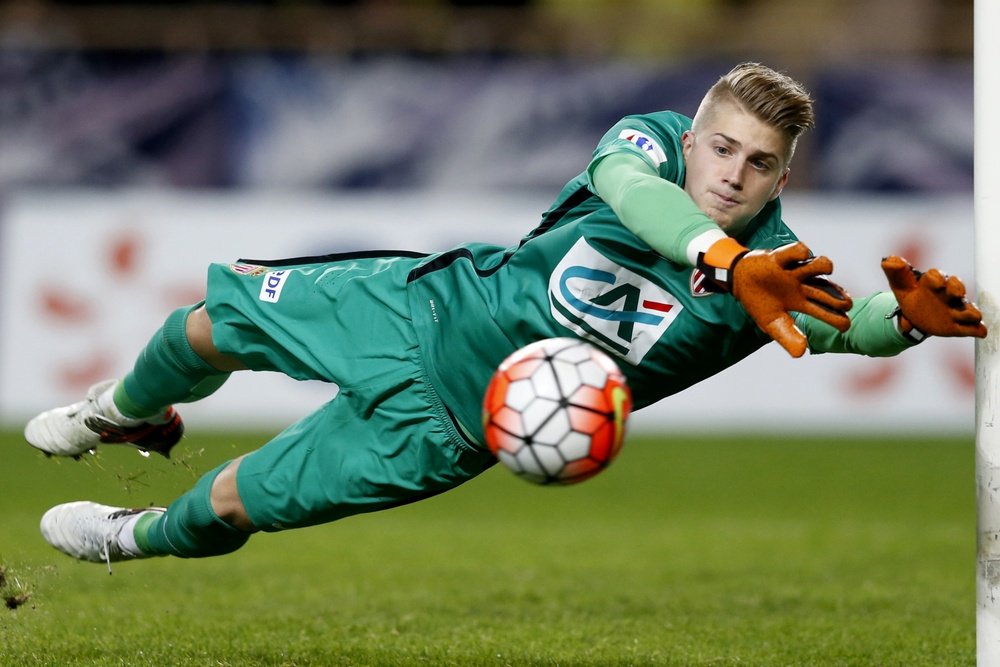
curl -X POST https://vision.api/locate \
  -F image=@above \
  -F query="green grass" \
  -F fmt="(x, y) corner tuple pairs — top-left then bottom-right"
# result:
(0, 428), (974, 666)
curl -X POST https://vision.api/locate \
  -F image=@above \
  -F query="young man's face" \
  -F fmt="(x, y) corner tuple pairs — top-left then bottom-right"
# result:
(681, 100), (792, 237)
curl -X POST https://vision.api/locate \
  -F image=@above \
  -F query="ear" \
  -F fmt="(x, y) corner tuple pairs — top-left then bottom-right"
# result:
(769, 168), (790, 201)
(681, 130), (695, 161)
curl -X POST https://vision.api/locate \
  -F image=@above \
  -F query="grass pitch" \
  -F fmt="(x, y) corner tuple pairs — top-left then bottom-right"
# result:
(0, 428), (973, 666)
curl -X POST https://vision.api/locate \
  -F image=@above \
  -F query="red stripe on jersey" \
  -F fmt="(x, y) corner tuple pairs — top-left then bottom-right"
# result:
(642, 300), (673, 313)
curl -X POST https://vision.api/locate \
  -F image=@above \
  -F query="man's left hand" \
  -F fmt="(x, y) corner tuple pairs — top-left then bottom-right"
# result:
(881, 256), (988, 340)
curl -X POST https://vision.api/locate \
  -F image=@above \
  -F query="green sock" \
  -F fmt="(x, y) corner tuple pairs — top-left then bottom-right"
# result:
(114, 304), (230, 419)
(131, 512), (161, 555)
(136, 462), (251, 558)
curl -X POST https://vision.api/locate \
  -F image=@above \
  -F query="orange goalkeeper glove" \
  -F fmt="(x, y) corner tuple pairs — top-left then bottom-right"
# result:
(697, 238), (853, 358)
(881, 255), (988, 341)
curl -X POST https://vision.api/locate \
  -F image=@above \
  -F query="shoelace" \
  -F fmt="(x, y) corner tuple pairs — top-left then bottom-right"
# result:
(101, 535), (114, 575)
(92, 510), (132, 575)
(99, 518), (123, 575)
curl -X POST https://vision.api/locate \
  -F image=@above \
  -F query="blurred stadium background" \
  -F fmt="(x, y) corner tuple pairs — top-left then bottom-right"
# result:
(0, 0), (975, 435)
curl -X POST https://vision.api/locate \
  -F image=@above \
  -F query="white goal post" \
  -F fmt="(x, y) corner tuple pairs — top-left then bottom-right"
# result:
(977, 0), (1000, 664)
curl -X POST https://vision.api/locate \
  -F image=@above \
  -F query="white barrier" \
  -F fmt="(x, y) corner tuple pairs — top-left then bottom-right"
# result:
(0, 189), (975, 433)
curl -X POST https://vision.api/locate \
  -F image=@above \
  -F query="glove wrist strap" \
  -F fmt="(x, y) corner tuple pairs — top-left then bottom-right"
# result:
(886, 306), (926, 344)
(696, 237), (749, 293)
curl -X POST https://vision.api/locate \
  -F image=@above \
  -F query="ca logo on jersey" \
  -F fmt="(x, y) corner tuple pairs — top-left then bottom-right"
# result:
(549, 238), (682, 365)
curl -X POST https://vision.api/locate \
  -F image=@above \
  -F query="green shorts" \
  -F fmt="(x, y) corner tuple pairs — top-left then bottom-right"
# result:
(204, 253), (496, 532)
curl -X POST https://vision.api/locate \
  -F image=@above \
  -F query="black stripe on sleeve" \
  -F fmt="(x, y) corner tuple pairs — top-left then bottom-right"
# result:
(406, 185), (595, 284)
(237, 249), (429, 267)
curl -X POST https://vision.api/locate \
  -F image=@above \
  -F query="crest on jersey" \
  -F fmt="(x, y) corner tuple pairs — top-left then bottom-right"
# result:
(690, 269), (713, 297)
(549, 238), (682, 365)
(229, 263), (267, 277)
(618, 129), (667, 166)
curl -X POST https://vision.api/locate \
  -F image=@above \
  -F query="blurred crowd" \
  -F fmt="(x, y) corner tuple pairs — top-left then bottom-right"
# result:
(0, 0), (973, 58)
(0, 0), (973, 192)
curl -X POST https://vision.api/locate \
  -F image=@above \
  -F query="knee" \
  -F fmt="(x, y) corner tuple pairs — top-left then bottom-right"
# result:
(210, 457), (257, 533)
(185, 305), (247, 372)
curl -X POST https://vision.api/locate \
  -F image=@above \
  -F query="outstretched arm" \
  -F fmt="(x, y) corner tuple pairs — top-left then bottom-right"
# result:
(796, 257), (987, 356)
(590, 151), (723, 266)
(796, 292), (910, 356)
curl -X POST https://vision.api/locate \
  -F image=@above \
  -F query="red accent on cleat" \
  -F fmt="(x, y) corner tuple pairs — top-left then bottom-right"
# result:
(83, 409), (184, 458)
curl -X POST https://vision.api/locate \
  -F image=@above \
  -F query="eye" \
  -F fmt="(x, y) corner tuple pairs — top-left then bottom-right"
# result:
(714, 145), (731, 157)
(751, 159), (770, 171)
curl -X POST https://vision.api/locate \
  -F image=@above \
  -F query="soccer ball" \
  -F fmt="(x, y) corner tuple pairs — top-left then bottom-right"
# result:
(482, 337), (632, 485)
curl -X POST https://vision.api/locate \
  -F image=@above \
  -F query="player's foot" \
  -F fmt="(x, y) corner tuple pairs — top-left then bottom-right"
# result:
(40, 501), (164, 572)
(23, 379), (183, 458)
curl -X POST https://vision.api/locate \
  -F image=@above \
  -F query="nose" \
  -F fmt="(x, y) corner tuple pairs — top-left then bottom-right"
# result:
(724, 163), (744, 191)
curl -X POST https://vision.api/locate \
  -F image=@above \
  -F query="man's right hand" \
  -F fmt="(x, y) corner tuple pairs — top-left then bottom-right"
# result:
(698, 239), (853, 358)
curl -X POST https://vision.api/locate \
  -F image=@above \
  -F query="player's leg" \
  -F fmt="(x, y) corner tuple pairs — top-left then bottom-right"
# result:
(207, 454), (255, 531)
(185, 304), (247, 373)
(139, 256), (493, 548)
(24, 303), (236, 458)
(40, 456), (254, 569)
(39, 358), (496, 566)
(230, 363), (496, 533)
(26, 253), (428, 459)
(38, 253), (495, 565)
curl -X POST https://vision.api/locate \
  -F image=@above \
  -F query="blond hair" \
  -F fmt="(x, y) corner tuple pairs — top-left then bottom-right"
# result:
(693, 62), (815, 160)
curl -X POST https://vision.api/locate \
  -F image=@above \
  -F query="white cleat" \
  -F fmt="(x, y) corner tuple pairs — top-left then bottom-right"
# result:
(40, 501), (163, 573)
(24, 379), (184, 459)
(24, 380), (116, 457)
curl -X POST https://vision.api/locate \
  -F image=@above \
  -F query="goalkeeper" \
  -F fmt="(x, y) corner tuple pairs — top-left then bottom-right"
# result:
(25, 63), (987, 568)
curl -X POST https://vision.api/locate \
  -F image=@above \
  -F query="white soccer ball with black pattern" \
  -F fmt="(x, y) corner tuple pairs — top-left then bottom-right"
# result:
(482, 337), (633, 485)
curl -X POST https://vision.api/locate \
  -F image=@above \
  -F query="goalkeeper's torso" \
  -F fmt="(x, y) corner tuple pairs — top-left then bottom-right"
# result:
(407, 112), (798, 443)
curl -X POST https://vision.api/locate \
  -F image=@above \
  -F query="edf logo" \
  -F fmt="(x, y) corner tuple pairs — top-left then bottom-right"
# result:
(259, 270), (289, 303)
(549, 238), (682, 365)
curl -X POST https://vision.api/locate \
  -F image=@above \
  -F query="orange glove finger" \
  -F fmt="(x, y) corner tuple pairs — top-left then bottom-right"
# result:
(788, 255), (836, 281)
(952, 302), (984, 324)
(944, 275), (967, 301)
(801, 285), (852, 320)
(929, 272), (983, 329)
(800, 274), (853, 332)
(954, 320), (989, 338)
(796, 297), (852, 332)
(800, 285), (850, 312)
(881, 256), (918, 292)
(759, 312), (808, 358)
(770, 241), (812, 268)
(923, 268), (947, 293)
(801, 276), (852, 308)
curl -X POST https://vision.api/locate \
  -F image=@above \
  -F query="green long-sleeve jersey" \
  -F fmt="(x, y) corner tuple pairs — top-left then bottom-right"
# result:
(405, 110), (912, 443)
